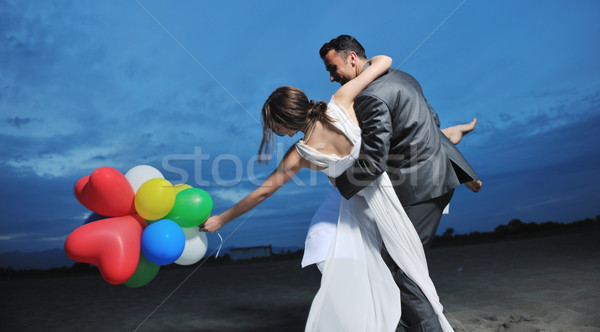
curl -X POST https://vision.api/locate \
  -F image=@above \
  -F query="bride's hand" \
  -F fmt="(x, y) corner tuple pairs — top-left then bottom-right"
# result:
(200, 215), (225, 233)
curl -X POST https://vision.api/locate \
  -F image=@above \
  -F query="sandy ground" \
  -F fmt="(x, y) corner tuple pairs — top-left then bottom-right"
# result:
(2, 229), (599, 332)
(427, 230), (600, 332)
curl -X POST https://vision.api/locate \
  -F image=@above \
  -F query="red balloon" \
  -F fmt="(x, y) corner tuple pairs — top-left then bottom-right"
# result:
(64, 215), (144, 285)
(74, 167), (135, 217)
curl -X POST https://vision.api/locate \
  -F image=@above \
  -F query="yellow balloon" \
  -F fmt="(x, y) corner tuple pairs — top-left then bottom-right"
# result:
(173, 183), (193, 195)
(135, 178), (176, 221)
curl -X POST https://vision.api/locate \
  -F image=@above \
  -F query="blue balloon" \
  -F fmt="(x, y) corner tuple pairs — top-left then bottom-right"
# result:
(141, 219), (185, 265)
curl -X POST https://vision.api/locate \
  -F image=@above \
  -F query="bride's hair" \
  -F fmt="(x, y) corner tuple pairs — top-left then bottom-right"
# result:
(258, 86), (333, 163)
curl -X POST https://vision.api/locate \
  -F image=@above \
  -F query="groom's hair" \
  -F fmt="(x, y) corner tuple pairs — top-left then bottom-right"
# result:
(319, 35), (367, 60)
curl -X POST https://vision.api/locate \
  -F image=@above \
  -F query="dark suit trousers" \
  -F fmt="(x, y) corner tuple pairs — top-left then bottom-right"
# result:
(382, 189), (454, 332)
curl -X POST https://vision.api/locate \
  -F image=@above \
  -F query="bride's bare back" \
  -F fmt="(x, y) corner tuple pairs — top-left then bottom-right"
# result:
(302, 119), (355, 159)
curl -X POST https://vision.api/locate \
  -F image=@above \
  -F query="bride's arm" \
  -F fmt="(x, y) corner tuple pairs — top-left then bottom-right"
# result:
(333, 55), (392, 110)
(202, 146), (309, 232)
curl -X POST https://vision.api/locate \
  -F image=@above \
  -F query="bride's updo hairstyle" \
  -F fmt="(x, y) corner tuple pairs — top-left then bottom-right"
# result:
(258, 86), (334, 163)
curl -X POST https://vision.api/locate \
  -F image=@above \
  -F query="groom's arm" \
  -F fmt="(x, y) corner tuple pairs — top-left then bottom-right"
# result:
(334, 93), (392, 199)
(422, 96), (441, 128)
(429, 104), (441, 128)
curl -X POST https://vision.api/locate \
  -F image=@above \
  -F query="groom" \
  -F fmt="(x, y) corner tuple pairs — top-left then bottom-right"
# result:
(320, 35), (479, 331)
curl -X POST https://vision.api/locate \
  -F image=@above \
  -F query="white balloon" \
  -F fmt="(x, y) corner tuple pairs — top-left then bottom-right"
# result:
(125, 165), (164, 194)
(175, 227), (208, 266)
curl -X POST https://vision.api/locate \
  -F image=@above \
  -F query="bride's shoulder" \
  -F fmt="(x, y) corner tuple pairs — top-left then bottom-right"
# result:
(328, 96), (345, 113)
(326, 96), (338, 108)
(328, 96), (358, 126)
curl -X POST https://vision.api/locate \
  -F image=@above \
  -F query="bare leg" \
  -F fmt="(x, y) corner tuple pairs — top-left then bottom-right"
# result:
(441, 118), (477, 145)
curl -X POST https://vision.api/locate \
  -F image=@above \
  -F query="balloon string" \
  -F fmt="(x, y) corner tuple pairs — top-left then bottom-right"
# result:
(134, 210), (256, 332)
(215, 231), (224, 258)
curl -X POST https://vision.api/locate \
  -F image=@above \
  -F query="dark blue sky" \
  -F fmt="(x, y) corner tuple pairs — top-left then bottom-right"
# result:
(1, 1), (599, 258)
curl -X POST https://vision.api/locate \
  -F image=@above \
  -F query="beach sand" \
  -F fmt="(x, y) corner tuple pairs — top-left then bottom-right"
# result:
(428, 230), (600, 332)
(2, 229), (599, 332)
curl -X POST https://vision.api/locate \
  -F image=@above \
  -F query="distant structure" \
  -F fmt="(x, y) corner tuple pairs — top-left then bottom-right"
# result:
(229, 245), (272, 261)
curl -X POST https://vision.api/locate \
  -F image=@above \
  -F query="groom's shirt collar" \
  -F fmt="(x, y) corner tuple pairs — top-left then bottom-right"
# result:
(361, 61), (370, 74)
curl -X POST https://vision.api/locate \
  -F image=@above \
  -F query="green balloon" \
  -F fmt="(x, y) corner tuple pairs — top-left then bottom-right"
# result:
(124, 253), (160, 288)
(165, 188), (213, 228)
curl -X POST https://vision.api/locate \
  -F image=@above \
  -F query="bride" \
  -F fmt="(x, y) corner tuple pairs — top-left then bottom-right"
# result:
(201, 55), (453, 331)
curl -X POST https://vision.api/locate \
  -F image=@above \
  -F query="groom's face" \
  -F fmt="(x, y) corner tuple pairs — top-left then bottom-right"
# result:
(323, 50), (356, 85)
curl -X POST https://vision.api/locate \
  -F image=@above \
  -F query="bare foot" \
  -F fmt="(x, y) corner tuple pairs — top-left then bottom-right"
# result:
(442, 118), (478, 144)
(465, 180), (482, 193)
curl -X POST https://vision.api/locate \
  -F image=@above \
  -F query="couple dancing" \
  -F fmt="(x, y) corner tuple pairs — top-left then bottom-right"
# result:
(202, 35), (480, 331)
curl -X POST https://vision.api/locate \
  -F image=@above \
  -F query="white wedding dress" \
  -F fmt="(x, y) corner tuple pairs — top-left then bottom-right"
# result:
(295, 97), (453, 332)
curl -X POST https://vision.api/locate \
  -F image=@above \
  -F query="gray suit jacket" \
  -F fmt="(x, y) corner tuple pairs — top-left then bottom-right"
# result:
(335, 68), (478, 205)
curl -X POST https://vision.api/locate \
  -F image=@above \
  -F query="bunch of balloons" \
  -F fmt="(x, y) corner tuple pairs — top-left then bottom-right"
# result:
(64, 165), (213, 288)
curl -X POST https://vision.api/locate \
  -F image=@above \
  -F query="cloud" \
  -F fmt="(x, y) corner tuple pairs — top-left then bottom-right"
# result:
(0, 1), (268, 181)
(467, 89), (600, 152)
(512, 195), (579, 213)
(40, 235), (68, 242)
(1, 1), (599, 260)
(0, 233), (29, 241)
(5, 146), (118, 178)
(442, 103), (600, 234)
(498, 113), (512, 122)
(524, 88), (577, 99)
(211, 188), (252, 204)
(5, 117), (33, 128)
